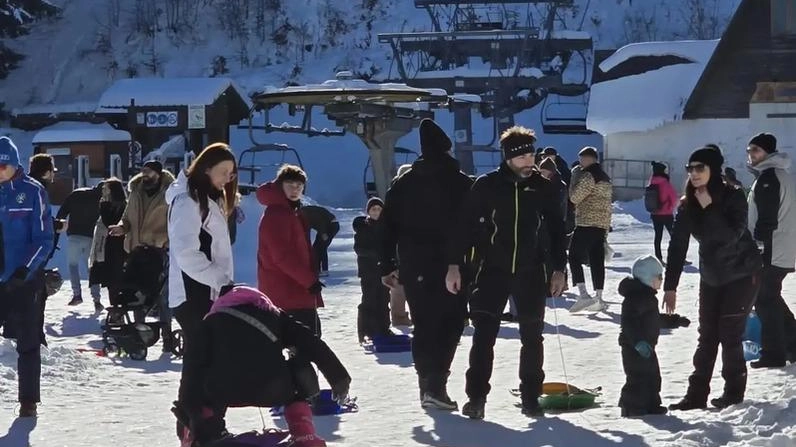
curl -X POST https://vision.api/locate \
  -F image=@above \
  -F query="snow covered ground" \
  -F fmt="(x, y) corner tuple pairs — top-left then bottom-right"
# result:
(1, 198), (795, 447)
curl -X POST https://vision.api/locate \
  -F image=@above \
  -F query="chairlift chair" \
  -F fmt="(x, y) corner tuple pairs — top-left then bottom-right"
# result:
(363, 147), (418, 198)
(237, 144), (305, 195)
(540, 93), (593, 135)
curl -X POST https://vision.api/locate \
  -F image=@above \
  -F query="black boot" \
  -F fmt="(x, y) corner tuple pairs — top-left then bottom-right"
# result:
(422, 372), (458, 411)
(668, 397), (706, 411)
(462, 399), (485, 419)
(710, 394), (743, 409)
(521, 400), (544, 417)
(750, 357), (786, 369)
(418, 375), (429, 402)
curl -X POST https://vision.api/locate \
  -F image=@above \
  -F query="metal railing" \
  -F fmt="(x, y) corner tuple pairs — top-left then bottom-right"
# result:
(602, 158), (660, 189)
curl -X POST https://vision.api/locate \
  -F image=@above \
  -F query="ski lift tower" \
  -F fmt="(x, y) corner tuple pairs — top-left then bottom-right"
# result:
(379, 0), (593, 174)
(252, 72), (448, 199)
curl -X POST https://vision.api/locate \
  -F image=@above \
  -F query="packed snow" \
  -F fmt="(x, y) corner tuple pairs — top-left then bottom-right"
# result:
(0, 198), (794, 446)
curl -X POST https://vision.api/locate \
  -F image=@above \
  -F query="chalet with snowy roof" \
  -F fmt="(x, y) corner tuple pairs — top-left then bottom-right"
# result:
(32, 121), (131, 204)
(97, 77), (252, 161)
(587, 0), (796, 200)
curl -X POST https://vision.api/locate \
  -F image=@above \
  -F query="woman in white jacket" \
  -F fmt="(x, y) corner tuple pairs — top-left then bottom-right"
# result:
(166, 143), (237, 405)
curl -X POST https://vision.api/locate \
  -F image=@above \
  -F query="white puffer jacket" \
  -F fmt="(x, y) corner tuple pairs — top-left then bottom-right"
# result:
(165, 171), (234, 309)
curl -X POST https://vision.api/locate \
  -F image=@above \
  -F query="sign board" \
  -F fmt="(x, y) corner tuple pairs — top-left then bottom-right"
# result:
(188, 104), (206, 129)
(146, 111), (179, 128)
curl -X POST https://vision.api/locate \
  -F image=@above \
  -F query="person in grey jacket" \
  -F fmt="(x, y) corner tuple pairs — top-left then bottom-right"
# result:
(746, 133), (796, 368)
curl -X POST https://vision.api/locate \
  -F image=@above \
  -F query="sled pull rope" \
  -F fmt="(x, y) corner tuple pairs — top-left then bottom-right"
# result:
(551, 295), (573, 399)
(258, 407), (267, 431)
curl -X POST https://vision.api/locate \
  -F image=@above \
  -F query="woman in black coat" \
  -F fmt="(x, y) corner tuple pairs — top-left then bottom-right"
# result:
(89, 178), (127, 310)
(663, 146), (762, 411)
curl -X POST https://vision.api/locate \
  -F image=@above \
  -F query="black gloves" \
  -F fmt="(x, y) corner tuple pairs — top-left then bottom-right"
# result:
(219, 282), (236, 297)
(659, 313), (691, 329)
(7, 267), (30, 290)
(308, 281), (325, 295)
(331, 376), (351, 406)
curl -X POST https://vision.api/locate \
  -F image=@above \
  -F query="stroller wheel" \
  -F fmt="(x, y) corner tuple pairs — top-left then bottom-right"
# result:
(171, 329), (185, 358)
(128, 346), (147, 361)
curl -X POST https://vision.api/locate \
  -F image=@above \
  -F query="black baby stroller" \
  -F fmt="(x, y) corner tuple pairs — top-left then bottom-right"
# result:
(100, 245), (184, 360)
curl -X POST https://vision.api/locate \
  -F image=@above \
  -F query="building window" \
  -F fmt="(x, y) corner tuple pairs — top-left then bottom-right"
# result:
(771, 0), (796, 37)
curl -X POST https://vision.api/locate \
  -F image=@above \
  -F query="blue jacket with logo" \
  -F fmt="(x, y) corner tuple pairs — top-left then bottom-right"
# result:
(0, 170), (54, 282)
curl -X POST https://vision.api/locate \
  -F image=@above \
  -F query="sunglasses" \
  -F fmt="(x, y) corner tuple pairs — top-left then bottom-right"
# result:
(685, 163), (707, 173)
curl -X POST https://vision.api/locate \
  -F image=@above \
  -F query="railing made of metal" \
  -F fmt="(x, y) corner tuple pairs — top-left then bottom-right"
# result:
(603, 158), (661, 189)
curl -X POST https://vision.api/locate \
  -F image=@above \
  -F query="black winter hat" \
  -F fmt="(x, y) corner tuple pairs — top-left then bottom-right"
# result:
(578, 146), (599, 159)
(541, 146), (557, 156)
(688, 145), (724, 172)
(748, 132), (777, 154)
(539, 157), (558, 173)
(419, 118), (452, 158)
(366, 197), (384, 212)
(651, 161), (667, 175)
(142, 160), (163, 174)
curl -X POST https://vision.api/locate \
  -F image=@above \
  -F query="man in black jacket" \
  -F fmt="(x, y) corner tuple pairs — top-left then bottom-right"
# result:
(446, 126), (567, 419)
(380, 118), (473, 410)
(56, 185), (101, 306)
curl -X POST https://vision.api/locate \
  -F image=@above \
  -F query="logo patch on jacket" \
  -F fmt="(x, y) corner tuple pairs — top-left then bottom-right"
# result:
(16, 192), (26, 204)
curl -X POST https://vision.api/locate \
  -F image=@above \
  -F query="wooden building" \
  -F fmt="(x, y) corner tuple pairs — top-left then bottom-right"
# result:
(32, 121), (131, 204)
(96, 77), (252, 158)
(587, 0), (796, 200)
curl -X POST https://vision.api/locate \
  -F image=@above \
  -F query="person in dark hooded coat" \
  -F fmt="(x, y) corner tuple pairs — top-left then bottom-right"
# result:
(380, 118), (473, 410)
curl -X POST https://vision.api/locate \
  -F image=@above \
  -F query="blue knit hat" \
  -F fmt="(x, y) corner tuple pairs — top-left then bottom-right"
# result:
(632, 255), (664, 288)
(0, 137), (20, 167)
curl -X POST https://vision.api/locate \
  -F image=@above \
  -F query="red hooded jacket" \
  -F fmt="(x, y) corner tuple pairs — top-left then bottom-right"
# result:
(256, 182), (323, 311)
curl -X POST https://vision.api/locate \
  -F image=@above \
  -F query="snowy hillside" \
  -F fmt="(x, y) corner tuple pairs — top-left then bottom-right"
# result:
(1, 200), (795, 447)
(0, 0), (741, 110)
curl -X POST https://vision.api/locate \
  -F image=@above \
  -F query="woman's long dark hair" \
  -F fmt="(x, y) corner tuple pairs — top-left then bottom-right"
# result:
(103, 177), (126, 202)
(684, 164), (726, 211)
(186, 143), (238, 219)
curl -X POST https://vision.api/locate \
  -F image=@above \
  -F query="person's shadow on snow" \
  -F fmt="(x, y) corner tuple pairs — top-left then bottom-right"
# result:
(412, 411), (652, 447)
(0, 417), (37, 446)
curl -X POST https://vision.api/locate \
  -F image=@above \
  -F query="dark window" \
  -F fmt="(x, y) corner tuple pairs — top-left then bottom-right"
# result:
(771, 0), (796, 37)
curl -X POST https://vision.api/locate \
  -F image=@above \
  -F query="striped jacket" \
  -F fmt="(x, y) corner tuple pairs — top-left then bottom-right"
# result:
(0, 169), (54, 282)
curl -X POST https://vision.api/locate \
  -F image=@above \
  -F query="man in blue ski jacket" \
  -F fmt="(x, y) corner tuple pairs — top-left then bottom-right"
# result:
(0, 136), (54, 417)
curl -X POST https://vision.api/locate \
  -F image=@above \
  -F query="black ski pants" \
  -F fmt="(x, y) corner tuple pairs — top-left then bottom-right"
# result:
(755, 266), (796, 362)
(465, 266), (546, 406)
(357, 274), (391, 342)
(569, 226), (606, 290)
(651, 214), (673, 261)
(619, 346), (662, 412)
(686, 274), (758, 402)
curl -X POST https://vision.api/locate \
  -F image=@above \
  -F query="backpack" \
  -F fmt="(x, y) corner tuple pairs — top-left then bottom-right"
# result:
(644, 184), (661, 213)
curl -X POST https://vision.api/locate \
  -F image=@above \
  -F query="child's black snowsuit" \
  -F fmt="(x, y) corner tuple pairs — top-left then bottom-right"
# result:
(353, 216), (390, 342)
(617, 277), (662, 414)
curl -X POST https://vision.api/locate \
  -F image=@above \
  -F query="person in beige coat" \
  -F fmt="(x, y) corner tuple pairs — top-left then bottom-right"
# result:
(109, 160), (176, 349)
(568, 147), (612, 313)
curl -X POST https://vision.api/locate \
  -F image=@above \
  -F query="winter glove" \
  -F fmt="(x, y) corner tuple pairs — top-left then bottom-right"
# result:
(219, 282), (236, 297)
(634, 341), (653, 359)
(7, 267), (30, 291)
(308, 281), (325, 295)
(331, 376), (351, 406)
(659, 313), (691, 329)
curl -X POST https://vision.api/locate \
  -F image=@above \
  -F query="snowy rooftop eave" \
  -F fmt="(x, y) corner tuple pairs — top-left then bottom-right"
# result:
(587, 40), (719, 136)
(96, 77), (253, 110)
(32, 121), (131, 144)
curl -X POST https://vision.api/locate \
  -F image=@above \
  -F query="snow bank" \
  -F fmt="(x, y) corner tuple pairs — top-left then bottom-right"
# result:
(599, 40), (719, 73)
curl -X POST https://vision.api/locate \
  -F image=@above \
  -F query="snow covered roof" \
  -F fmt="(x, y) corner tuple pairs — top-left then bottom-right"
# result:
(32, 121), (131, 144)
(256, 76), (448, 105)
(96, 77), (253, 111)
(587, 40), (719, 135)
(11, 101), (98, 117)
